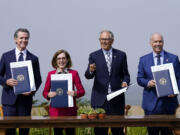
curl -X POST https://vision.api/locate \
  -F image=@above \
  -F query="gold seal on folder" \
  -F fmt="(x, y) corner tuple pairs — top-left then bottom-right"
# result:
(159, 78), (167, 85)
(56, 88), (63, 96)
(17, 74), (25, 81)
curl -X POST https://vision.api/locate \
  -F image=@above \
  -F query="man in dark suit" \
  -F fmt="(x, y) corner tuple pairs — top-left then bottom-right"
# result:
(137, 33), (180, 135)
(85, 30), (130, 135)
(0, 28), (42, 135)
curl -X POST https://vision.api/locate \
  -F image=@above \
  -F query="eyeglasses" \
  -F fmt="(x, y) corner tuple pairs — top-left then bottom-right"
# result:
(99, 38), (112, 41)
(57, 57), (67, 61)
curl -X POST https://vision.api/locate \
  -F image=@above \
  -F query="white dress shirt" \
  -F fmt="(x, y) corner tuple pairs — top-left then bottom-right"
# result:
(15, 47), (27, 62)
(153, 50), (164, 65)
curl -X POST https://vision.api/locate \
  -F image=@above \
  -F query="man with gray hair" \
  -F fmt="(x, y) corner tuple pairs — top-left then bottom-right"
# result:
(0, 28), (42, 135)
(85, 30), (130, 135)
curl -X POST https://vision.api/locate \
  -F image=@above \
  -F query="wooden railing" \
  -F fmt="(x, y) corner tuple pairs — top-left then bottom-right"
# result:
(0, 115), (180, 135)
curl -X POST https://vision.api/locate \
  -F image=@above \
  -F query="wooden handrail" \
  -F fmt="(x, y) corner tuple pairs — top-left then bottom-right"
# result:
(1, 115), (180, 135)
(0, 115), (180, 128)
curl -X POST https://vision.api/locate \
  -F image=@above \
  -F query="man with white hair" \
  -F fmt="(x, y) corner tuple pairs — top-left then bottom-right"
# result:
(137, 33), (180, 135)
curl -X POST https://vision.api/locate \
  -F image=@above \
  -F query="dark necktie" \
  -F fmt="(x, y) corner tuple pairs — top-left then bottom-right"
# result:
(156, 54), (161, 65)
(18, 52), (24, 61)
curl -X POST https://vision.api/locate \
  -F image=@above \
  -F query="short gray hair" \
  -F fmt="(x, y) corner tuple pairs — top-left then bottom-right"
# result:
(100, 30), (114, 40)
(14, 28), (30, 39)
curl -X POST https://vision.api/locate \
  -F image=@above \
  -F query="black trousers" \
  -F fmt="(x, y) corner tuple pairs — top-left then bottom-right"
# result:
(54, 128), (75, 135)
(93, 97), (125, 135)
(3, 96), (32, 135)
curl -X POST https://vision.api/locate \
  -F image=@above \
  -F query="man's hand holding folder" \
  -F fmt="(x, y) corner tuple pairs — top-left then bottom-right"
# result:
(6, 78), (18, 87)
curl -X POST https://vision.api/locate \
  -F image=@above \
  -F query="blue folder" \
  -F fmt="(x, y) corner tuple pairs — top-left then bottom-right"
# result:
(12, 66), (30, 94)
(153, 69), (173, 97)
(51, 80), (68, 108)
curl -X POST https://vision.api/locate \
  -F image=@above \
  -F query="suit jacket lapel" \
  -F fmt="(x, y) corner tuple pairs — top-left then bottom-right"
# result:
(99, 49), (109, 74)
(163, 51), (169, 64)
(10, 49), (17, 62)
(111, 48), (116, 75)
(147, 53), (154, 79)
(149, 53), (154, 66)
(26, 50), (31, 61)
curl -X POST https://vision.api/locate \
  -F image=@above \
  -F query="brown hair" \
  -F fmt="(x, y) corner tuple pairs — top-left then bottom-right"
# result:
(51, 50), (72, 69)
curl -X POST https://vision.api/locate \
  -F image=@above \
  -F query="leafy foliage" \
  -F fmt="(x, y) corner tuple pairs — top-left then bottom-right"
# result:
(88, 107), (97, 115)
(95, 108), (105, 114)
(29, 99), (147, 135)
(77, 98), (90, 106)
(127, 127), (147, 135)
(78, 106), (91, 114)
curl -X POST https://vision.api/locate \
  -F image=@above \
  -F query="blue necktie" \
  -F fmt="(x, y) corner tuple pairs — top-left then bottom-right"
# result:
(18, 52), (24, 61)
(156, 54), (161, 65)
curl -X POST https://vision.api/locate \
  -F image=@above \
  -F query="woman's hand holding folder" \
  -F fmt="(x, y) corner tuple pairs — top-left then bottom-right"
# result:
(67, 90), (77, 97)
(48, 91), (57, 98)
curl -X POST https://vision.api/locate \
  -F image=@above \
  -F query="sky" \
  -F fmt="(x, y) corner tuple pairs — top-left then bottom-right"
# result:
(0, 0), (180, 105)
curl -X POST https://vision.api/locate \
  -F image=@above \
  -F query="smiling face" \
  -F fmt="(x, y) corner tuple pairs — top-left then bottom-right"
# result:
(150, 33), (164, 54)
(99, 31), (113, 51)
(14, 31), (29, 51)
(56, 52), (68, 71)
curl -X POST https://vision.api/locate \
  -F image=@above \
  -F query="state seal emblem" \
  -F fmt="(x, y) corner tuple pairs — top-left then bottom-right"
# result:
(17, 74), (25, 81)
(56, 88), (63, 96)
(159, 78), (167, 85)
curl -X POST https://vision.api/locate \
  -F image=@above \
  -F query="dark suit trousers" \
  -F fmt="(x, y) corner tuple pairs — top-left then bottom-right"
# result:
(145, 99), (176, 135)
(3, 95), (32, 135)
(93, 98), (125, 135)
(54, 128), (75, 135)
